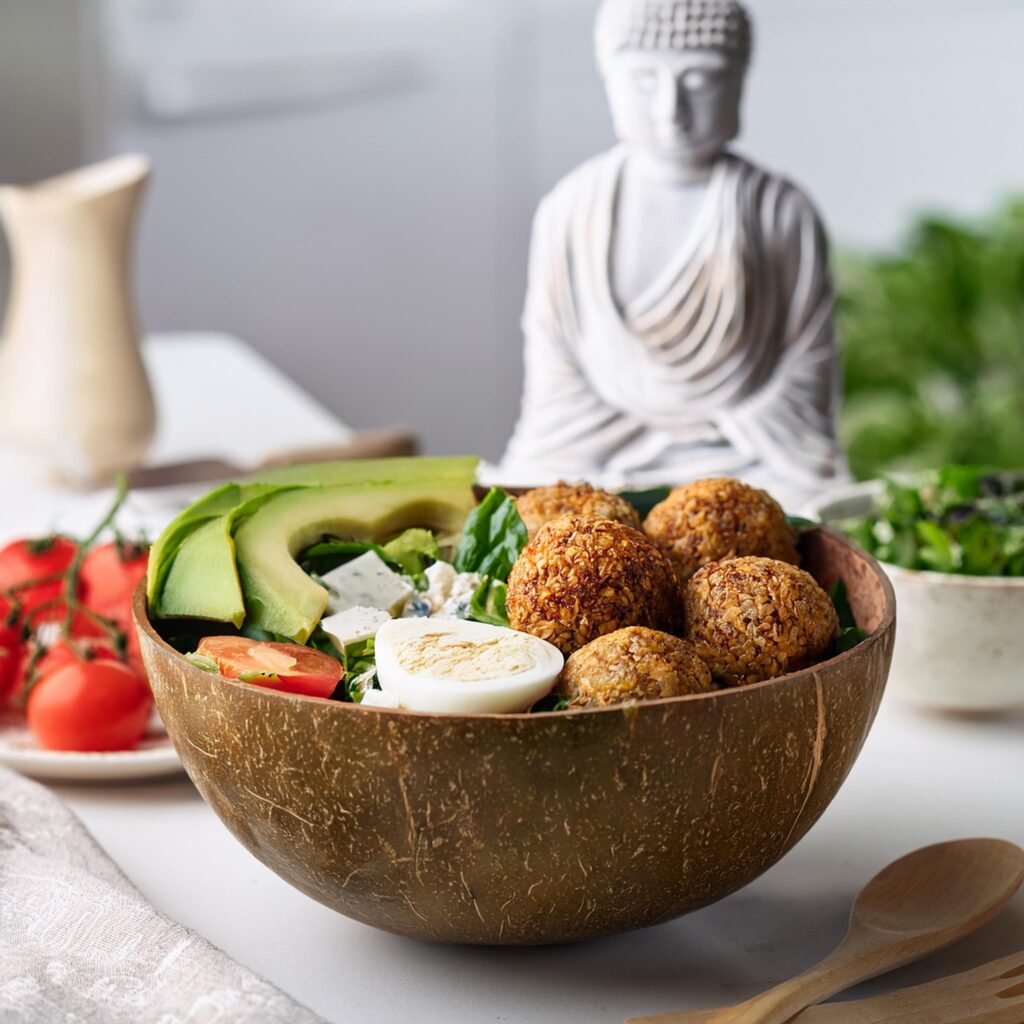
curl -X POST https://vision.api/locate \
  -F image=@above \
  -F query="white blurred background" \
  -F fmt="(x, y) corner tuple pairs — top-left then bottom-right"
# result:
(2, 0), (1023, 460)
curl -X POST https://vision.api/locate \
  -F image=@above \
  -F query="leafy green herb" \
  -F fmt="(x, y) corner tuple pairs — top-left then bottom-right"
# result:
(619, 487), (671, 519)
(454, 487), (528, 581)
(786, 515), (817, 533)
(184, 652), (220, 673)
(341, 637), (377, 703)
(837, 467), (1024, 576)
(381, 529), (441, 584)
(300, 539), (391, 576)
(827, 580), (869, 653)
(300, 528), (440, 586)
(239, 671), (279, 683)
(453, 488), (528, 628)
(467, 578), (510, 628)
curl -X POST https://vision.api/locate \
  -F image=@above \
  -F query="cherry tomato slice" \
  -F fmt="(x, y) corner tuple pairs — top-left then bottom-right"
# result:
(196, 637), (342, 699)
(27, 659), (152, 752)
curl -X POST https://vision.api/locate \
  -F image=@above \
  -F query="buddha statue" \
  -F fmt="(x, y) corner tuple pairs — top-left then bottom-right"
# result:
(496, 0), (848, 508)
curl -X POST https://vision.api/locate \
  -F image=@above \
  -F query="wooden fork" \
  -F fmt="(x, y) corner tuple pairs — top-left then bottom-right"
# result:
(627, 950), (1024, 1024)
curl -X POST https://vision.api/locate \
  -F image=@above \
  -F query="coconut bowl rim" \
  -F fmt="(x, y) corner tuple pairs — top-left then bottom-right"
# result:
(133, 524), (895, 723)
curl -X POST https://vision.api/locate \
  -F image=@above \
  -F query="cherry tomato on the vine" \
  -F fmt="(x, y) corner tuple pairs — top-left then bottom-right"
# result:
(0, 597), (21, 704)
(80, 540), (149, 626)
(0, 536), (78, 623)
(26, 659), (152, 752)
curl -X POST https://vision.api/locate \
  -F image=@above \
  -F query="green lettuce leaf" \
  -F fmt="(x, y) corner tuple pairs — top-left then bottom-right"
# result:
(454, 488), (528, 581)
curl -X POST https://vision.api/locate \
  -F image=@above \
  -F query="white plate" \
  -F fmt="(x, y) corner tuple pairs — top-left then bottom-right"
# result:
(0, 710), (184, 782)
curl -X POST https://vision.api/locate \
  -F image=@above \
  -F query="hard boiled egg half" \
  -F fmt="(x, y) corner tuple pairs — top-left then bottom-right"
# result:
(374, 618), (564, 714)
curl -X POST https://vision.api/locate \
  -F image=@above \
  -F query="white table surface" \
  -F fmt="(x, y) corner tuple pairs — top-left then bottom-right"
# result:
(3, 334), (1022, 1023)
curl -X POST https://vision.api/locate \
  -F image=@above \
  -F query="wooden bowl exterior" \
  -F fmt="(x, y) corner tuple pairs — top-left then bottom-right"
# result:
(134, 527), (895, 945)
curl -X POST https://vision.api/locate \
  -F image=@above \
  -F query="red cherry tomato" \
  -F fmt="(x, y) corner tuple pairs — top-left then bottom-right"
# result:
(0, 536), (77, 623)
(0, 598), (21, 704)
(27, 660), (152, 752)
(196, 637), (343, 699)
(34, 637), (120, 681)
(80, 540), (149, 625)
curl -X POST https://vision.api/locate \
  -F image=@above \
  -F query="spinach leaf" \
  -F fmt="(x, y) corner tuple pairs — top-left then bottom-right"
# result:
(300, 528), (440, 585)
(467, 578), (510, 628)
(828, 580), (868, 654)
(786, 515), (817, 533)
(454, 487), (528, 581)
(619, 487), (671, 519)
(300, 540), (390, 576)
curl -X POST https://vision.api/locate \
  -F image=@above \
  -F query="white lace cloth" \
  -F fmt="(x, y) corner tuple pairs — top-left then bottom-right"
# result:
(0, 767), (324, 1024)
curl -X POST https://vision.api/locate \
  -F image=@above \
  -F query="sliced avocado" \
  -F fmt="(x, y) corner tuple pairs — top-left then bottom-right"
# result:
(147, 483), (245, 604)
(235, 478), (477, 642)
(154, 487), (294, 625)
(156, 517), (245, 625)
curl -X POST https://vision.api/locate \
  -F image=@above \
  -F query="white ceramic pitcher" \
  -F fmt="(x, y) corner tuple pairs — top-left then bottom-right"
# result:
(0, 155), (157, 484)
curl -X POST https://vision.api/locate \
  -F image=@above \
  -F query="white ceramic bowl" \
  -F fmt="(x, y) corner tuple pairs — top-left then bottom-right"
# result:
(806, 481), (1024, 713)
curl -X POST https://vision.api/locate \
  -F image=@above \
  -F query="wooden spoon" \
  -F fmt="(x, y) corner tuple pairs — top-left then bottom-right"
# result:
(629, 949), (1024, 1024)
(629, 839), (1024, 1024)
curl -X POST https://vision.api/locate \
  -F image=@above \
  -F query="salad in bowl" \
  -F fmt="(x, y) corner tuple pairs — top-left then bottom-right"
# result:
(146, 458), (866, 716)
(137, 456), (894, 944)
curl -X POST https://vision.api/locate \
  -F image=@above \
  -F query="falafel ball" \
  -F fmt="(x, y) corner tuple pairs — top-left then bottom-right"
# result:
(644, 478), (799, 582)
(516, 482), (641, 540)
(507, 515), (680, 656)
(558, 627), (713, 706)
(683, 556), (839, 687)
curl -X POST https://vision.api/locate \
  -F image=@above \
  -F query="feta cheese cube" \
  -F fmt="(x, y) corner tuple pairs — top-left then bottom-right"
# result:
(319, 551), (414, 615)
(321, 606), (391, 649)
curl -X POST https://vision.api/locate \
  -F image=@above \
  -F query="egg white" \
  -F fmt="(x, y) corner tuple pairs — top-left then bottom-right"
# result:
(374, 618), (564, 714)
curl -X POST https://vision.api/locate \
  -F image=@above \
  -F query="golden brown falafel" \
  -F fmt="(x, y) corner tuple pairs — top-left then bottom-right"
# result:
(644, 478), (799, 582)
(683, 556), (838, 686)
(507, 515), (680, 656)
(515, 482), (641, 540)
(558, 627), (713, 706)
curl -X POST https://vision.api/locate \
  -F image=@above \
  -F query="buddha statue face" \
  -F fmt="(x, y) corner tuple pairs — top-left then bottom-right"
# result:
(596, 0), (751, 171)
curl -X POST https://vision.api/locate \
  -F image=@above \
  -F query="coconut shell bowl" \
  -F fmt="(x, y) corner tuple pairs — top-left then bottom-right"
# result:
(134, 526), (895, 946)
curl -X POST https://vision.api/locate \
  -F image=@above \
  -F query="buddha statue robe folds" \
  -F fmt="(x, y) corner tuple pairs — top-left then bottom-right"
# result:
(496, 0), (848, 509)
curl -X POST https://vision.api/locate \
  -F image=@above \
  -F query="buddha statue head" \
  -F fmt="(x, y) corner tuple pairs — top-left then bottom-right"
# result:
(596, 0), (752, 172)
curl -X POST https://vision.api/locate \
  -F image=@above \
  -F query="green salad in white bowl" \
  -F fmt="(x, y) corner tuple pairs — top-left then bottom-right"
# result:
(808, 466), (1024, 712)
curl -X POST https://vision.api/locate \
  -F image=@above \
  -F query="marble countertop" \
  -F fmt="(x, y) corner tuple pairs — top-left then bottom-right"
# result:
(52, 700), (1023, 1023)
(3, 332), (1021, 1022)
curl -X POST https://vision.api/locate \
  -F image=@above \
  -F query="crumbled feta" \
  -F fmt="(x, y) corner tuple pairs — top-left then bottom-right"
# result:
(412, 561), (481, 619)
(321, 606), (391, 649)
(442, 570), (481, 619)
(319, 551), (413, 615)
(359, 689), (400, 709)
(423, 561), (458, 614)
